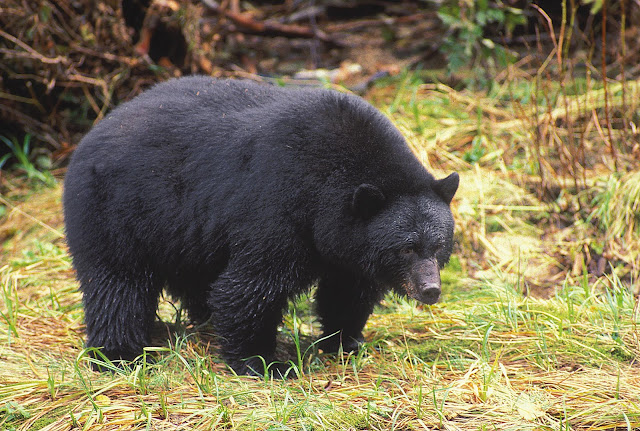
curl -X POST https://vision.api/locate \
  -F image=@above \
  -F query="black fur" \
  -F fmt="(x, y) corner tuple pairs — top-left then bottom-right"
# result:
(63, 77), (459, 375)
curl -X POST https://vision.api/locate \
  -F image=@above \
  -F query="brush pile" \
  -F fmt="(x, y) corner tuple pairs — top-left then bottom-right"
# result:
(1, 0), (189, 159)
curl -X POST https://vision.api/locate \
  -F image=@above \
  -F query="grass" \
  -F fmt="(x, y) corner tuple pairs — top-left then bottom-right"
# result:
(1, 68), (639, 429)
(0, 135), (55, 188)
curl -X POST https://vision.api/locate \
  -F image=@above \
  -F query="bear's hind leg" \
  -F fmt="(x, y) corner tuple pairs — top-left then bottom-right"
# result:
(79, 268), (161, 364)
(315, 270), (382, 353)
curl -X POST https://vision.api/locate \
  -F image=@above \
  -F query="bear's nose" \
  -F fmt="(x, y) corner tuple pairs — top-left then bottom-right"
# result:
(416, 283), (440, 305)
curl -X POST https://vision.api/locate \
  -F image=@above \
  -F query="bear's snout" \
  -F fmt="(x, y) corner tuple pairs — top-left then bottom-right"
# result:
(415, 284), (441, 304)
(409, 258), (441, 305)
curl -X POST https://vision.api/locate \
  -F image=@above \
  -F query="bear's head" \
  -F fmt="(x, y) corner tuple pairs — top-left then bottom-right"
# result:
(350, 172), (459, 304)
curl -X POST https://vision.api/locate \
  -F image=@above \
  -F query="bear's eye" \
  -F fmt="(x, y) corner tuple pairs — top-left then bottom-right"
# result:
(400, 247), (417, 257)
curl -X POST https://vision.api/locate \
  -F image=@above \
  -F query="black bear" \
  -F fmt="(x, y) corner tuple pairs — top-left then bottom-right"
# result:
(63, 76), (459, 376)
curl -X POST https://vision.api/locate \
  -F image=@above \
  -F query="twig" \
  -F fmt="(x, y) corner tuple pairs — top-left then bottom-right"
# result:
(0, 29), (68, 65)
(70, 44), (141, 67)
(0, 104), (60, 149)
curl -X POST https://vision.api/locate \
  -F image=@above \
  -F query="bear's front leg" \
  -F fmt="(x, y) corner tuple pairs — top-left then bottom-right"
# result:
(207, 268), (293, 377)
(315, 269), (383, 353)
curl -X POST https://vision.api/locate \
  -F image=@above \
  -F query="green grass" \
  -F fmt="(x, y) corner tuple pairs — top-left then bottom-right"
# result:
(1, 70), (639, 429)
(0, 134), (55, 188)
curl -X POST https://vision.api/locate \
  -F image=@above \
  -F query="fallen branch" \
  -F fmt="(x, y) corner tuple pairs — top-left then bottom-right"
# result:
(201, 0), (339, 45)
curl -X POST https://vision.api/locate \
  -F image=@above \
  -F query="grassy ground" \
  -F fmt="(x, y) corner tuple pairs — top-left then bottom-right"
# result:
(1, 73), (639, 430)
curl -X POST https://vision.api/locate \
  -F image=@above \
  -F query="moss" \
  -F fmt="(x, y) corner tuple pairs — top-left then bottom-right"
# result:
(29, 415), (58, 430)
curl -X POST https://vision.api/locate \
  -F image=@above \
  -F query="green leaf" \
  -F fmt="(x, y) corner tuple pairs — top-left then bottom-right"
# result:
(581, 0), (604, 14)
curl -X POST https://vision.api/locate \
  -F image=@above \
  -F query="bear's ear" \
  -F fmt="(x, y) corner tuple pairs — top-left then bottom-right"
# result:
(434, 172), (459, 205)
(352, 184), (386, 219)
